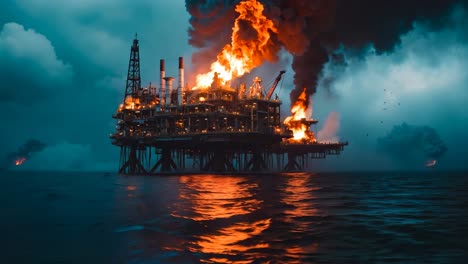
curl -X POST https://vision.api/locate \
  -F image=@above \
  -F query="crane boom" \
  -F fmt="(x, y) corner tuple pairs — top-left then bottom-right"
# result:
(266, 70), (286, 100)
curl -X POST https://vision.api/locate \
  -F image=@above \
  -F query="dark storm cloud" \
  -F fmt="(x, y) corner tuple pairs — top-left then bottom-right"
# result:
(312, 9), (468, 170)
(185, 0), (468, 105)
(0, 23), (73, 104)
(331, 0), (467, 51)
(377, 123), (447, 160)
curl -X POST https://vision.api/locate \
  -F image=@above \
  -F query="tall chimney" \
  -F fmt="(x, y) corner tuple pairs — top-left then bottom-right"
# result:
(164, 77), (175, 106)
(159, 59), (165, 106)
(178, 57), (184, 105)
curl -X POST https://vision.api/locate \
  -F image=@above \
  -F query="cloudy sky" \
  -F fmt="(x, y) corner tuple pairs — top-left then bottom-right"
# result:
(2, 0), (467, 171)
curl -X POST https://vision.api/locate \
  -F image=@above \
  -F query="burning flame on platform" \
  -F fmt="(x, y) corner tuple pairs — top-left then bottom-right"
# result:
(283, 88), (316, 142)
(15, 157), (27, 166)
(118, 96), (141, 111)
(194, 0), (278, 89)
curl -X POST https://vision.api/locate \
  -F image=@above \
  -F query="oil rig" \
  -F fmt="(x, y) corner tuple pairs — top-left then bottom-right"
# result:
(110, 36), (347, 175)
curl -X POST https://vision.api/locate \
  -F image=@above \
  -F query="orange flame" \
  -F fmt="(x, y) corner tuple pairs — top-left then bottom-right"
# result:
(15, 157), (26, 166)
(194, 0), (278, 89)
(283, 88), (316, 142)
(118, 96), (141, 111)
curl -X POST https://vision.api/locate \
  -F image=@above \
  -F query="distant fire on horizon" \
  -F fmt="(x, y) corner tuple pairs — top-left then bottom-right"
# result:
(426, 159), (437, 168)
(15, 157), (27, 166)
(2, 139), (46, 169)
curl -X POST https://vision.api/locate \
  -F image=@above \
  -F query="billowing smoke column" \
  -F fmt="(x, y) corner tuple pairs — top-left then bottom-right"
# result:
(186, 0), (466, 103)
(2, 139), (46, 168)
(317, 112), (340, 143)
(377, 123), (447, 161)
(263, 0), (335, 106)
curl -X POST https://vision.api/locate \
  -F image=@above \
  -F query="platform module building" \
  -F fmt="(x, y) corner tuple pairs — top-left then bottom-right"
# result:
(110, 36), (347, 175)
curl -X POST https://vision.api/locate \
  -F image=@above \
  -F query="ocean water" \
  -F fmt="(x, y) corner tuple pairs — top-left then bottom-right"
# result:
(1, 171), (468, 263)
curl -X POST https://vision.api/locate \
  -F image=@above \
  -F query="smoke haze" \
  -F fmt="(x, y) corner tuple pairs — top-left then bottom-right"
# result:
(317, 112), (340, 143)
(377, 123), (447, 160)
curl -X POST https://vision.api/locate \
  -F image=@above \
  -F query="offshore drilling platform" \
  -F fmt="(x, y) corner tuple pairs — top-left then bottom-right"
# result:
(110, 36), (347, 175)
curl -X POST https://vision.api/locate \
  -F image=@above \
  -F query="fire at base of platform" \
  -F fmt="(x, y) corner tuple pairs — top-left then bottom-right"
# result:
(110, 36), (347, 175)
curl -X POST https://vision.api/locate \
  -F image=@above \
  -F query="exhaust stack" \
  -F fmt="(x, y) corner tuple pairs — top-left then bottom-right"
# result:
(159, 59), (165, 106)
(164, 77), (175, 106)
(178, 57), (184, 105)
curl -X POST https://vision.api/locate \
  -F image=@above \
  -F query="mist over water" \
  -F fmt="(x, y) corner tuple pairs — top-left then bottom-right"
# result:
(1, 171), (468, 263)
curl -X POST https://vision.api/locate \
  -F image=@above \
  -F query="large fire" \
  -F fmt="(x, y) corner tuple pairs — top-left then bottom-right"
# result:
(193, 0), (278, 89)
(15, 157), (27, 166)
(284, 88), (316, 142)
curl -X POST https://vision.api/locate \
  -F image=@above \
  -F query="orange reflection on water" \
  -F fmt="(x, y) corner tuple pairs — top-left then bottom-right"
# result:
(126, 185), (137, 191)
(194, 218), (271, 256)
(281, 173), (321, 260)
(284, 243), (319, 264)
(126, 185), (137, 197)
(173, 175), (270, 263)
(282, 173), (320, 222)
(174, 175), (262, 221)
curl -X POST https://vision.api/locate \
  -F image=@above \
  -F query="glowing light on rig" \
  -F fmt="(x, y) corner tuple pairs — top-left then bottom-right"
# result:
(193, 0), (278, 89)
(122, 96), (141, 110)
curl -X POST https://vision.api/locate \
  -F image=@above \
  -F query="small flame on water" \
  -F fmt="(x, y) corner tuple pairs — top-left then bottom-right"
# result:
(425, 159), (437, 167)
(15, 157), (27, 166)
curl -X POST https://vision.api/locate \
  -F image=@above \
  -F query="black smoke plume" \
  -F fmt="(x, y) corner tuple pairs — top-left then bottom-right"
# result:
(262, 0), (335, 106)
(185, 0), (467, 104)
(377, 123), (447, 160)
(2, 139), (46, 168)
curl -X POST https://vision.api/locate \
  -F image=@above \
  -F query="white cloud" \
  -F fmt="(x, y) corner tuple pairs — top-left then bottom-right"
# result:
(13, 0), (191, 75)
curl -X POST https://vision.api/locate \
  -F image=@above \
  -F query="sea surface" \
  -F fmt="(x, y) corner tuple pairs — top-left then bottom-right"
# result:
(1, 171), (468, 263)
